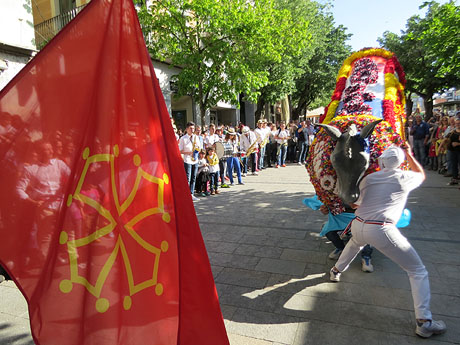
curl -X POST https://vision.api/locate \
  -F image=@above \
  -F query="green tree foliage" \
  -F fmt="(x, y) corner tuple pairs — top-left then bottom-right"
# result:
(378, 1), (460, 119)
(136, 0), (291, 124)
(254, 0), (348, 120)
(419, 1), (460, 78)
(253, 0), (319, 107)
(291, 21), (351, 118)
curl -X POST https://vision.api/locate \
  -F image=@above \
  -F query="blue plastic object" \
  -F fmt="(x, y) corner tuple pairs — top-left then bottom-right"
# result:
(302, 195), (323, 210)
(396, 208), (411, 228)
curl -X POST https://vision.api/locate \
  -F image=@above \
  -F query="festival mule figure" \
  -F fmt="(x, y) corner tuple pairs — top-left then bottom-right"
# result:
(306, 47), (446, 338)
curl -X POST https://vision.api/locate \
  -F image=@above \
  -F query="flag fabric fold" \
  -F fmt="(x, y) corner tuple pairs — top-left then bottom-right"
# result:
(0, 0), (229, 344)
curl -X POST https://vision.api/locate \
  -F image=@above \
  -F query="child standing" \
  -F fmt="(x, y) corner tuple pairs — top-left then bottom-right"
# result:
(206, 147), (220, 195)
(195, 150), (210, 197)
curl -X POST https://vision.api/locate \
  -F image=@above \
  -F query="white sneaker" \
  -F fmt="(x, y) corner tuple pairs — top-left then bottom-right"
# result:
(252, 171), (258, 175)
(242, 173), (247, 177)
(329, 268), (341, 282)
(328, 248), (342, 260)
(416, 320), (447, 338)
(361, 257), (374, 272)
(298, 161), (302, 165)
(191, 195), (200, 201)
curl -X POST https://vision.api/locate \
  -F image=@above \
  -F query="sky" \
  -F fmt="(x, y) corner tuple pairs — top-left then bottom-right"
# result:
(329, 0), (453, 51)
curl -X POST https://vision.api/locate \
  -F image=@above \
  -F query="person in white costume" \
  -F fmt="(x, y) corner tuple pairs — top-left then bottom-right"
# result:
(240, 126), (258, 176)
(16, 141), (71, 258)
(179, 122), (202, 201)
(329, 143), (447, 339)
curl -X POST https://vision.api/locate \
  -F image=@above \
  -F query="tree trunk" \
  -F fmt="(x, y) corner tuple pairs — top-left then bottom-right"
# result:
(197, 82), (207, 126)
(423, 94), (434, 121)
(292, 99), (306, 120)
(264, 102), (270, 122)
(255, 97), (264, 121)
(292, 107), (300, 120)
(199, 101), (206, 127)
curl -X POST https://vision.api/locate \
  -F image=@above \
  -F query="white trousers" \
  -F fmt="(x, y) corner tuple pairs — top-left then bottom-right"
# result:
(335, 220), (432, 320)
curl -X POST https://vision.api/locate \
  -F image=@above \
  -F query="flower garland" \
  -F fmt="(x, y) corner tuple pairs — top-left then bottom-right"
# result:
(323, 100), (340, 124)
(383, 72), (406, 139)
(336, 48), (394, 82)
(384, 56), (406, 87)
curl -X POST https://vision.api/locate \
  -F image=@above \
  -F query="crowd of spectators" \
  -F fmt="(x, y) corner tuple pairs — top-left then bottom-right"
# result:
(176, 107), (460, 202)
(406, 109), (460, 186)
(175, 119), (316, 201)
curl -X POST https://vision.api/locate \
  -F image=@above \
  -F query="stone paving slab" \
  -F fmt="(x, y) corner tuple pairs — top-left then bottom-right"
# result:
(195, 165), (460, 344)
(224, 308), (302, 344)
(255, 258), (307, 276)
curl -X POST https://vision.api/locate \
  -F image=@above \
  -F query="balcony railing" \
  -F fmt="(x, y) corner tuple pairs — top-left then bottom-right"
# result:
(34, 5), (87, 50)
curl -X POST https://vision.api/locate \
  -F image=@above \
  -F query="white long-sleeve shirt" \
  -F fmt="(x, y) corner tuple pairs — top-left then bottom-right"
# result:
(179, 134), (202, 164)
(17, 159), (71, 210)
(355, 169), (424, 224)
(240, 132), (257, 153)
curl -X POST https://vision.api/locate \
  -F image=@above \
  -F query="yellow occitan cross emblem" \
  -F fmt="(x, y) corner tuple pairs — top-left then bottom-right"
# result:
(59, 145), (170, 313)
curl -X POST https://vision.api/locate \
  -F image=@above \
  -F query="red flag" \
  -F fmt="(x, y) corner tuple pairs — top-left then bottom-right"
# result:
(0, 0), (229, 344)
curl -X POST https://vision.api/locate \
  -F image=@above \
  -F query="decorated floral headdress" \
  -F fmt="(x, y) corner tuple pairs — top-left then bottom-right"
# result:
(320, 48), (406, 140)
(307, 48), (407, 215)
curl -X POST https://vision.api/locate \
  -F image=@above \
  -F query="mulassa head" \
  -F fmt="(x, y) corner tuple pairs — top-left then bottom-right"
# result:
(317, 119), (382, 205)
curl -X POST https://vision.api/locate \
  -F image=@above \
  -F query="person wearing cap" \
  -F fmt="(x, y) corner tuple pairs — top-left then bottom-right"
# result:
(329, 143), (446, 338)
(262, 119), (271, 168)
(240, 126), (258, 176)
(224, 128), (244, 185)
(254, 120), (266, 170)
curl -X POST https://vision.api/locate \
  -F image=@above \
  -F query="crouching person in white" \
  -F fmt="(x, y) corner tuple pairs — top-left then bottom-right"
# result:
(329, 143), (446, 338)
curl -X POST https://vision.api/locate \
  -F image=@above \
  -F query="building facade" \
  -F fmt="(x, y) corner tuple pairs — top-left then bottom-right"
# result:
(434, 89), (460, 116)
(0, 0), (36, 90)
(1, 0), (250, 129)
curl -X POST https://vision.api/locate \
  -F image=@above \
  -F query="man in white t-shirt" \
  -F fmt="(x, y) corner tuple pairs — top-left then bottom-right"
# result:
(274, 122), (290, 167)
(204, 124), (220, 148)
(179, 122), (202, 201)
(329, 144), (446, 339)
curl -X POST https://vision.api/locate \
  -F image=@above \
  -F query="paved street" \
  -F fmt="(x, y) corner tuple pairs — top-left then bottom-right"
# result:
(1, 163), (460, 344)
